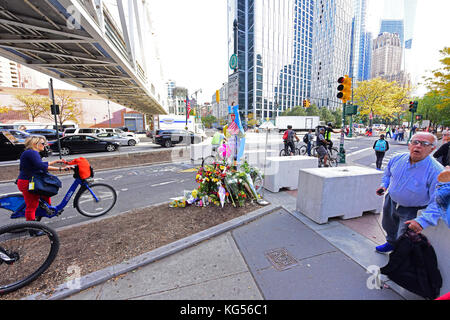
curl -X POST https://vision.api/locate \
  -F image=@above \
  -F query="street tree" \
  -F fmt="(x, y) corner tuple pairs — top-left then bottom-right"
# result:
(43, 90), (82, 127)
(305, 104), (320, 116)
(15, 94), (49, 122)
(422, 47), (450, 110)
(281, 105), (307, 116)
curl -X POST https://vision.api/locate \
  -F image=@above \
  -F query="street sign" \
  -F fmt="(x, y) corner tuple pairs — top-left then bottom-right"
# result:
(229, 54), (238, 70)
(228, 72), (239, 106)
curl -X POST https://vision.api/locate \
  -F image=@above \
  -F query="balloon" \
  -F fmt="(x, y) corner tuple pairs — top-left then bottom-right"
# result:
(218, 143), (231, 159)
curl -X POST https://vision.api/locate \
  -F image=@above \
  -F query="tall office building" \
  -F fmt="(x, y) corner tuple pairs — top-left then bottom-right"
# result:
(381, 0), (417, 45)
(310, 0), (353, 110)
(371, 32), (402, 79)
(380, 19), (404, 47)
(227, 0), (314, 122)
(350, 0), (371, 82)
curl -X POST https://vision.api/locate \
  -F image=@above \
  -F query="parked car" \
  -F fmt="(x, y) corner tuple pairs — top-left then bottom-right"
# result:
(153, 129), (202, 148)
(63, 128), (106, 136)
(26, 128), (63, 141)
(0, 131), (25, 161)
(48, 135), (119, 156)
(96, 133), (140, 146)
(0, 129), (30, 143)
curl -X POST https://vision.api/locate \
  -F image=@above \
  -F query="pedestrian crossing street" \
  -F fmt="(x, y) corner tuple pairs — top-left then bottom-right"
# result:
(369, 151), (406, 169)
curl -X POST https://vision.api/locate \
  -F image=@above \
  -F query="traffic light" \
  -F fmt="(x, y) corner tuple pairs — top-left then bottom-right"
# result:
(409, 101), (418, 112)
(303, 100), (306, 107)
(305, 100), (310, 108)
(415, 114), (422, 121)
(337, 75), (352, 103)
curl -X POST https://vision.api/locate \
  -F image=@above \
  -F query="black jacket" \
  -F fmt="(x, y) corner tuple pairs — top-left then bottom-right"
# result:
(380, 230), (442, 299)
(433, 141), (450, 166)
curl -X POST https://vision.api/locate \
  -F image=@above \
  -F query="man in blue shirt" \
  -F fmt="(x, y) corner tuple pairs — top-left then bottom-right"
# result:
(375, 132), (443, 253)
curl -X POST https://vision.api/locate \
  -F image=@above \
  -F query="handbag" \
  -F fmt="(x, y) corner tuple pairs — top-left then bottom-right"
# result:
(28, 171), (62, 197)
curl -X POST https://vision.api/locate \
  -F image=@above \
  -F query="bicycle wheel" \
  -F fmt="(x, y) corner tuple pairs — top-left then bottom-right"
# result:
(74, 183), (117, 218)
(311, 147), (318, 157)
(298, 145), (307, 155)
(329, 157), (338, 167)
(0, 222), (59, 295)
(279, 149), (288, 156)
(202, 155), (216, 168)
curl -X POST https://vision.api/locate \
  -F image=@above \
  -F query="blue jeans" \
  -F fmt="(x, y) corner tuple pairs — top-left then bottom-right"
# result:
(382, 194), (425, 245)
(306, 142), (312, 156)
(436, 182), (450, 227)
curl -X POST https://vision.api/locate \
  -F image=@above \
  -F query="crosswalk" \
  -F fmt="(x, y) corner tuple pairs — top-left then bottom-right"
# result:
(368, 151), (406, 169)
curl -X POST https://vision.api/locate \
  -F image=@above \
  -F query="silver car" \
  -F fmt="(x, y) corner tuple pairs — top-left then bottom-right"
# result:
(96, 133), (140, 146)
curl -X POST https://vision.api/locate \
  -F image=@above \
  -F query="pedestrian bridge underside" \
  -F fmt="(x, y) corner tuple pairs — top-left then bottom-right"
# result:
(0, 0), (166, 115)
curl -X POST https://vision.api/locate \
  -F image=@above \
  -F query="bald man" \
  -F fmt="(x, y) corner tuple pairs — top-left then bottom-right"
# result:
(374, 132), (444, 253)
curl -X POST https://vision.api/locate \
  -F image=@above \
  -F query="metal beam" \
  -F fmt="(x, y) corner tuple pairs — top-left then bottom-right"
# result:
(0, 38), (96, 44)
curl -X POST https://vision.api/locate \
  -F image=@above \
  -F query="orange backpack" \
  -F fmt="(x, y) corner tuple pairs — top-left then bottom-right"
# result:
(66, 157), (92, 180)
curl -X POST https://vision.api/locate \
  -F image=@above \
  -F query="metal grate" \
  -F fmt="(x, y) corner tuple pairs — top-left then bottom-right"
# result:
(264, 248), (298, 271)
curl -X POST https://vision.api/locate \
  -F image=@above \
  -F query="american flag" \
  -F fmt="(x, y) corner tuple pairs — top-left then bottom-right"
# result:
(227, 121), (240, 135)
(185, 95), (191, 119)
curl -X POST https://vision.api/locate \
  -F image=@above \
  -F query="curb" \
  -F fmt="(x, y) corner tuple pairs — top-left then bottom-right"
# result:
(24, 203), (282, 300)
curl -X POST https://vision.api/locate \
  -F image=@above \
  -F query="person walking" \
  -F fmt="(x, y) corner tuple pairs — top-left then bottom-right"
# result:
(211, 127), (225, 152)
(374, 132), (443, 253)
(303, 129), (314, 156)
(373, 134), (389, 170)
(16, 135), (68, 221)
(385, 126), (392, 139)
(316, 127), (329, 167)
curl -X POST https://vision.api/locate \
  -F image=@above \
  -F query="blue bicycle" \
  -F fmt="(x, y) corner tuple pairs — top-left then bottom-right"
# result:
(0, 165), (117, 220)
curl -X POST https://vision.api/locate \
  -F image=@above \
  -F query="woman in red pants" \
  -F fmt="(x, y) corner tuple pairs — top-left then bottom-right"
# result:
(16, 135), (68, 221)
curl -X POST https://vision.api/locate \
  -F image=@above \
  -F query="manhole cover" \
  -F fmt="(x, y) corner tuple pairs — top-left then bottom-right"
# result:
(264, 248), (298, 271)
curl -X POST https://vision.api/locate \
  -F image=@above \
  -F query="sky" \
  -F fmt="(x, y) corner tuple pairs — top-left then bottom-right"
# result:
(42, 0), (449, 103)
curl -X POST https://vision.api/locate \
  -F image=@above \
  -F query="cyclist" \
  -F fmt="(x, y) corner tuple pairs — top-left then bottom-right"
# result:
(325, 122), (340, 152)
(211, 127), (226, 152)
(317, 127), (330, 167)
(16, 135), (69, 222)
(283, 125), (299, 156)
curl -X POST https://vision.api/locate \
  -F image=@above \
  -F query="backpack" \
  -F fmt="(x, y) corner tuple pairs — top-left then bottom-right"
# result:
(380, 230), (442, 299)
(303, 133), (309, 144)
(283, 131), (289, 141)
(374, 139), (387, 152)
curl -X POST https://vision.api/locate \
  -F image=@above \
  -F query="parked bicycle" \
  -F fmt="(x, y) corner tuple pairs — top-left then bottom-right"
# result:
(202, 145), (234, 168)
(0, 221), (59, 295)
(0, 162), (117, 221)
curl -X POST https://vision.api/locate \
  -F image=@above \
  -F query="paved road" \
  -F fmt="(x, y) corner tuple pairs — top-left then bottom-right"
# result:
(0, 162), (198, 230)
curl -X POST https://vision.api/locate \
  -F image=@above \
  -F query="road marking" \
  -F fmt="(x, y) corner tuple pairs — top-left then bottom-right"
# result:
(179, 168), (199, 173)
(151, 180), (177, 187)
(113, 175), (123, 181)
(346, 147), (372, 157)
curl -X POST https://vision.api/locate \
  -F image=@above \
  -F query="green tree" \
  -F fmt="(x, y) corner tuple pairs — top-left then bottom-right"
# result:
(282, 105), (307, 116)
(423, 47), (450, 110)
(201, 115), (217, 128)
(15, 94), (50, 122)
(305, 104), (320, 116)
(319, 106), (334, 124)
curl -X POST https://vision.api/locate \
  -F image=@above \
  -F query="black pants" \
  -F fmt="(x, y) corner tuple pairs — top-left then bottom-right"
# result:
(375, 151), (385, 169)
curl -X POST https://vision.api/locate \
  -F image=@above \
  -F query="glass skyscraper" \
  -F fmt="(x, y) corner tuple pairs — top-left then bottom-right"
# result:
(227, 0), (314, 122)
(310, 0), (353, 110)
(380, 19), (404, 47)
(350, 0), (371, 82)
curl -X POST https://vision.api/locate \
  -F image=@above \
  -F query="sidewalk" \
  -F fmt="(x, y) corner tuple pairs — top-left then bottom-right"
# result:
(49, 189), (425, 301)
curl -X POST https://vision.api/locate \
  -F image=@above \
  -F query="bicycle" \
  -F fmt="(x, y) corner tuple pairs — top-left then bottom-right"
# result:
(280, 141), (306, 156)
(202, 145), (234, 168)
(0, 221), (59, 295)
(312, 145), (338, 167)
(0, 164), (117, 221)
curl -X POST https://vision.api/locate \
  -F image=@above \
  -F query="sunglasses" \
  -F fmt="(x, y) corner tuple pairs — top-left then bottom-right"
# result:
(410, 140), (433, 147)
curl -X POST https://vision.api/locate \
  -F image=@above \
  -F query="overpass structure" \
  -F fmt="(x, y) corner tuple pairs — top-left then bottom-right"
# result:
(0, 0), (167, 115)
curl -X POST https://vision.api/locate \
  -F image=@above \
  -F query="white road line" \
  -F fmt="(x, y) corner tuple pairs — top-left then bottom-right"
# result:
(346, 147), (372, 157)
(151, 180), (177, 187)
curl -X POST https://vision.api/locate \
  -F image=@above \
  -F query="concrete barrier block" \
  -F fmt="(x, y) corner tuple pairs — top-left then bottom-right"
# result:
(296, 166), (384, 224)
(264, 156), (317, 192)
(190, 144), (212, 161)
(422, 218), (450, 295)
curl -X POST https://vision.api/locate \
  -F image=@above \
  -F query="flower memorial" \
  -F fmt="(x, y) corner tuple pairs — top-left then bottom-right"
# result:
(169, 148), (263, 209)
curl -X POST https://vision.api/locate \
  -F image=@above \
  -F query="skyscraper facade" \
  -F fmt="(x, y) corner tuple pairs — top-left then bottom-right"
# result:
(371, 32), (402, 79)
(350, 0), (371, 82)
(380, 19), (404, 47)
(227, 0), (314, 122)
(310, 0), (353, 110)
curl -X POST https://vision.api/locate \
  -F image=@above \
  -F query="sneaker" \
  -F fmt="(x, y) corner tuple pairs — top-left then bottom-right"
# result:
(375, 242), (394, 254)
